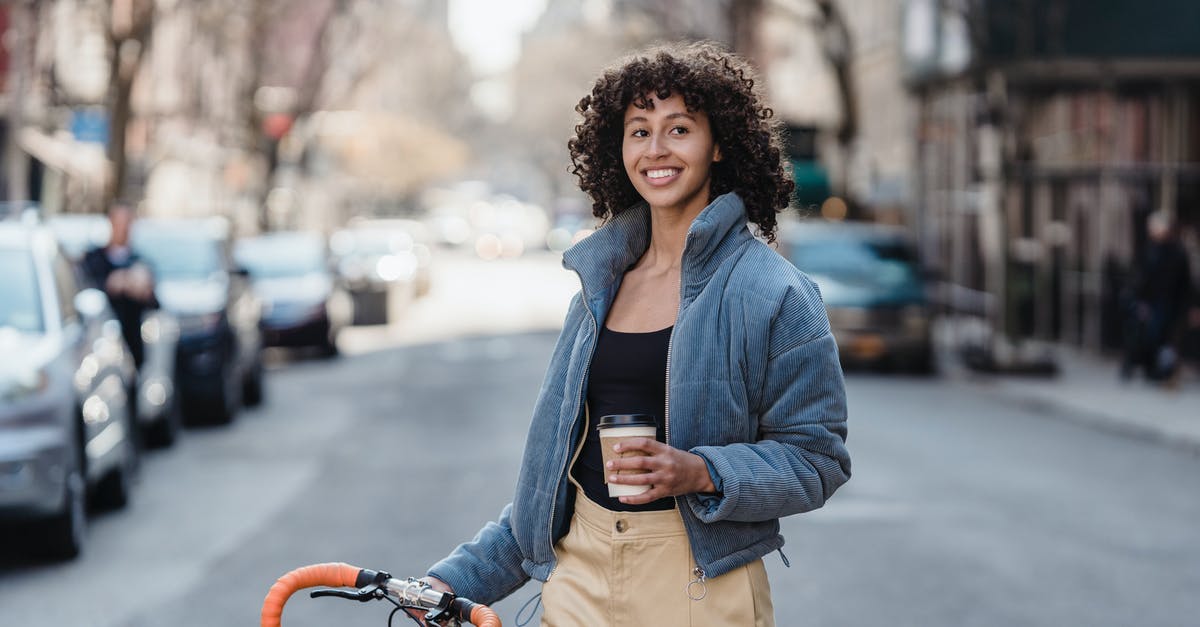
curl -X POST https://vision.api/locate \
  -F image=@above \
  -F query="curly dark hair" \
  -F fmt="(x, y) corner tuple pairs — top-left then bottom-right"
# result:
(568, 41), (794, 242)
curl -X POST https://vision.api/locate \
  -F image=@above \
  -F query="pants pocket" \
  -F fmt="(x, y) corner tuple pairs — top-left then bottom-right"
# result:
(541, 516), (608, 626)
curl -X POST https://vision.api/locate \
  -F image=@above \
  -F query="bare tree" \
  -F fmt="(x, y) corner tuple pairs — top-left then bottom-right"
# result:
(3, 0), (36, 204)
(244, 0), (349, 229)
(105, 0), (155, 207)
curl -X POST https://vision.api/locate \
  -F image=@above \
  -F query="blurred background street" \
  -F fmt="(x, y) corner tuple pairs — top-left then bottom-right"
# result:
(2, 0), (1199, 625)
(2, 250), (1199, 627)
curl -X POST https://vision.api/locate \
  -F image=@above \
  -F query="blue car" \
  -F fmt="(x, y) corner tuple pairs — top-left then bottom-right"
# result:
(780, 220), (935, 373)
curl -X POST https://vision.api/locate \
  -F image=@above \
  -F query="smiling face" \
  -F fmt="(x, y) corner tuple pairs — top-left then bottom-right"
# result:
(622, 93), (721, 217)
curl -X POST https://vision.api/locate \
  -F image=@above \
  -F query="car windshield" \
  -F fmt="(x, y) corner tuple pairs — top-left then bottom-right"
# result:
(0, 249), (44, 333)
(134, 233), (223, 280)
(236, 237), (326, 279)
(789, 238), (922, 289)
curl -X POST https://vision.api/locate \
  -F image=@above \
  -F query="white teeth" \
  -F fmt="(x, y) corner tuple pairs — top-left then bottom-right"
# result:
(647, 168), (678, 179)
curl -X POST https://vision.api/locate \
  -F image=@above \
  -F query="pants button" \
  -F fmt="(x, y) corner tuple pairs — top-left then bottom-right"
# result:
(615, 519), (628, 533)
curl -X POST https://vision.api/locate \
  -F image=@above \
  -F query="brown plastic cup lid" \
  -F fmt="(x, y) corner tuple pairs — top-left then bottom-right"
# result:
(597, 413), (656, 430)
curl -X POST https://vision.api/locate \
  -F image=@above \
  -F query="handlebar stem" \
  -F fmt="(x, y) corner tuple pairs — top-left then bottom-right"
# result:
(385, 578), (451, 610)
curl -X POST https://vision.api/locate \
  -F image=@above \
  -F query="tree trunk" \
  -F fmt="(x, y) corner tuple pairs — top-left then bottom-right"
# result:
(105, 0), (155, 209)
(4, 1), (34, 205)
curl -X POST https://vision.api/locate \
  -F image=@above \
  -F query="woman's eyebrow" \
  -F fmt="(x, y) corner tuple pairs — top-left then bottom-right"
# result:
(623, 112), (697, 127)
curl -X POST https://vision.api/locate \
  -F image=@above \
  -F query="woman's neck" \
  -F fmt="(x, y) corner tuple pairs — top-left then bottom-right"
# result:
(640, 199), (706, 272)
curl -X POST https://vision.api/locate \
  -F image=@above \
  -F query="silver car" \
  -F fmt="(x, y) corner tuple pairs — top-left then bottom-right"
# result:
(0, 219), (139, 559)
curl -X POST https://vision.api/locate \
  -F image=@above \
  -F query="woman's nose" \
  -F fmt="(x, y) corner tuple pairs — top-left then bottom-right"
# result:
(647, 133), (668, 157)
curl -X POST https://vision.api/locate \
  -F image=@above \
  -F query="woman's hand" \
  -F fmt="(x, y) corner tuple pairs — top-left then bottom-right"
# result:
(606, 438), (717, 506)
(405, 576), (454, 625)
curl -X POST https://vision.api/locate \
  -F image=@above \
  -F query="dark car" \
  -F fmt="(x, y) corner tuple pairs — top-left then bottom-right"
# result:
(46, 213), (183, 447)
(233, 231), (351, 356)
(132, 218), (264, 423)
(0, 219), (139, 559)
(780, 220), (935, 372)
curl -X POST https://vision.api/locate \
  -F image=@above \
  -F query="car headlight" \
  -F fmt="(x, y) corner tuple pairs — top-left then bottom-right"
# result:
(141, 316), (161, 343)
(375, 254), (416, 282)
(0, 368), (50, 402)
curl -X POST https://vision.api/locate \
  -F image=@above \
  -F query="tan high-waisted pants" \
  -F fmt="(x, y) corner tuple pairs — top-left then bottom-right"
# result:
(539, 491), (774, 626)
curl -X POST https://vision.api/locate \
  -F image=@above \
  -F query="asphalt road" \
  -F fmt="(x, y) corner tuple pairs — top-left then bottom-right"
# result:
(1, 252), (1197, 627)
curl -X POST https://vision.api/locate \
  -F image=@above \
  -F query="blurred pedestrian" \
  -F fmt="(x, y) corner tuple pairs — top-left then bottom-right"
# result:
(420, 42), (850, 625)
(81, 201), (158, 368)
(1120, 210), (1192, 383)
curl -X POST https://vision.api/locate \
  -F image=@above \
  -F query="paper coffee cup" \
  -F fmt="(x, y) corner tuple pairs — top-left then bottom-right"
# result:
(597, 414), (657, 497)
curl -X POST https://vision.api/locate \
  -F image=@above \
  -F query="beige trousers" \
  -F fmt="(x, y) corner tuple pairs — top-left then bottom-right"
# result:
(540, 492), (774, 626)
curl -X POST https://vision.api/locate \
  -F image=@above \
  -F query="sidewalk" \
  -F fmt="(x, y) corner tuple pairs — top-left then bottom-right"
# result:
(945, 344), (1200, 455)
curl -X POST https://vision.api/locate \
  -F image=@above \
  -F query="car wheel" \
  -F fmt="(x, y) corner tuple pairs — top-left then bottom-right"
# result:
(242, 357), (265, 407)
(904, 348), (936, 375)
(145, 391), (183, 448)
(95, 397), (139, 509)
(94, 445), (135, 510)
(210, 365), (240, 424)
(42, 440), (87, 560)
(320, 336), (339, 359)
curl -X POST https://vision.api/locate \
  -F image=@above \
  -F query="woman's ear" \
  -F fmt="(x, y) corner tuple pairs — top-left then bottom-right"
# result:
(713, 144), (722, 163)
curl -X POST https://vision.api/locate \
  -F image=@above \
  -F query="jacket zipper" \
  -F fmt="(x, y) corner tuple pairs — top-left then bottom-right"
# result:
(664, 329), (674, 445)
(665, 233), (691, 449)
(665, 233), (692, 461)
(546, 308), (598, 582)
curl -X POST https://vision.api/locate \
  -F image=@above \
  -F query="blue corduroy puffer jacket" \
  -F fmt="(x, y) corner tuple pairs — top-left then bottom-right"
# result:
(428, 193), (851, 604)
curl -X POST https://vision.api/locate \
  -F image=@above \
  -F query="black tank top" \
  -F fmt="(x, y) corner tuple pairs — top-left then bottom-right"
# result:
(571, 325), (675, 511)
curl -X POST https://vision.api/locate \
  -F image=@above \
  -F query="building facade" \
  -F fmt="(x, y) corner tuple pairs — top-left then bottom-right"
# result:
(908, 0), (1200, 363)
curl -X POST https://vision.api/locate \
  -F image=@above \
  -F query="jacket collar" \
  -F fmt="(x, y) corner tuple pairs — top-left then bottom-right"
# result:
(563, 192), (752, 302)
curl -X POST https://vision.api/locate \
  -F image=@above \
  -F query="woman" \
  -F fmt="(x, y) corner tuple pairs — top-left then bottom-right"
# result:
(424, 42), (851, 626)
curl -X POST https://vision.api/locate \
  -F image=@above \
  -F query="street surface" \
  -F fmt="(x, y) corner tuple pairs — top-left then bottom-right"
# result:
(1, 250), (1197, 627)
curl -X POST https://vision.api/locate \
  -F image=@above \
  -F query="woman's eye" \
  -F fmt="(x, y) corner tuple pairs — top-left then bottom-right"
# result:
(631, 129), (649, 138)
(670, 126), (689, 135)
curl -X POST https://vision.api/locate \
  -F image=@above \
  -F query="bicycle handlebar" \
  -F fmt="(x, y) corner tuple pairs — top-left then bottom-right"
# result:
(260, 562), (500, 627)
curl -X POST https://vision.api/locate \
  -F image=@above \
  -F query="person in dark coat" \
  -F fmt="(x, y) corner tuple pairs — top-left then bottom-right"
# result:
(81, 202), (158, 368)
(1121, 211), (1192, 382)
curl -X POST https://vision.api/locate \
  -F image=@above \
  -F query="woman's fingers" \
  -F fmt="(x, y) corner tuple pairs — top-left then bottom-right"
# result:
(611, 437), (661, 454)
(618, 489), (665, 506)
(608, 447), (713, 496)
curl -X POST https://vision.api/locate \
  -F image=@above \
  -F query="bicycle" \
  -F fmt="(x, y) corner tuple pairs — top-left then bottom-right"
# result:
(261, 562), (501, 627)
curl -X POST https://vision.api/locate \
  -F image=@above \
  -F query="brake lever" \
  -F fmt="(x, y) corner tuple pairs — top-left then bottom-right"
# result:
(422, 590), (464, 627)
(310, 585), (383, 603)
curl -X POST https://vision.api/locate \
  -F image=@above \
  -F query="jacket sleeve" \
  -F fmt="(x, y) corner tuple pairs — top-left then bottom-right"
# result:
(685, 281), (851, 523)
(426, 503), (530, 605)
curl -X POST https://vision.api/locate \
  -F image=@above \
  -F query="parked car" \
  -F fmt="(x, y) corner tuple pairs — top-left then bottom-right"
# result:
(330, 221), (429, 324)
(43, 212), (109, 260)
(780, 220), (935, 372)
(46, 213), (183, 447)
(132, 218), (265, 423)
(0, 219), (139, 559)
(233, 231), (350, 356)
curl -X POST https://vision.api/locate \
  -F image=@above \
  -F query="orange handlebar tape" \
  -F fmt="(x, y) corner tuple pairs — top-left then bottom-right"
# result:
(260, 562), (362, 627)
(471, 605), (502, 627)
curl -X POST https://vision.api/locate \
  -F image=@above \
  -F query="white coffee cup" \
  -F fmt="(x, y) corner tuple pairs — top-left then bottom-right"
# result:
(597, 414), (657, 497)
